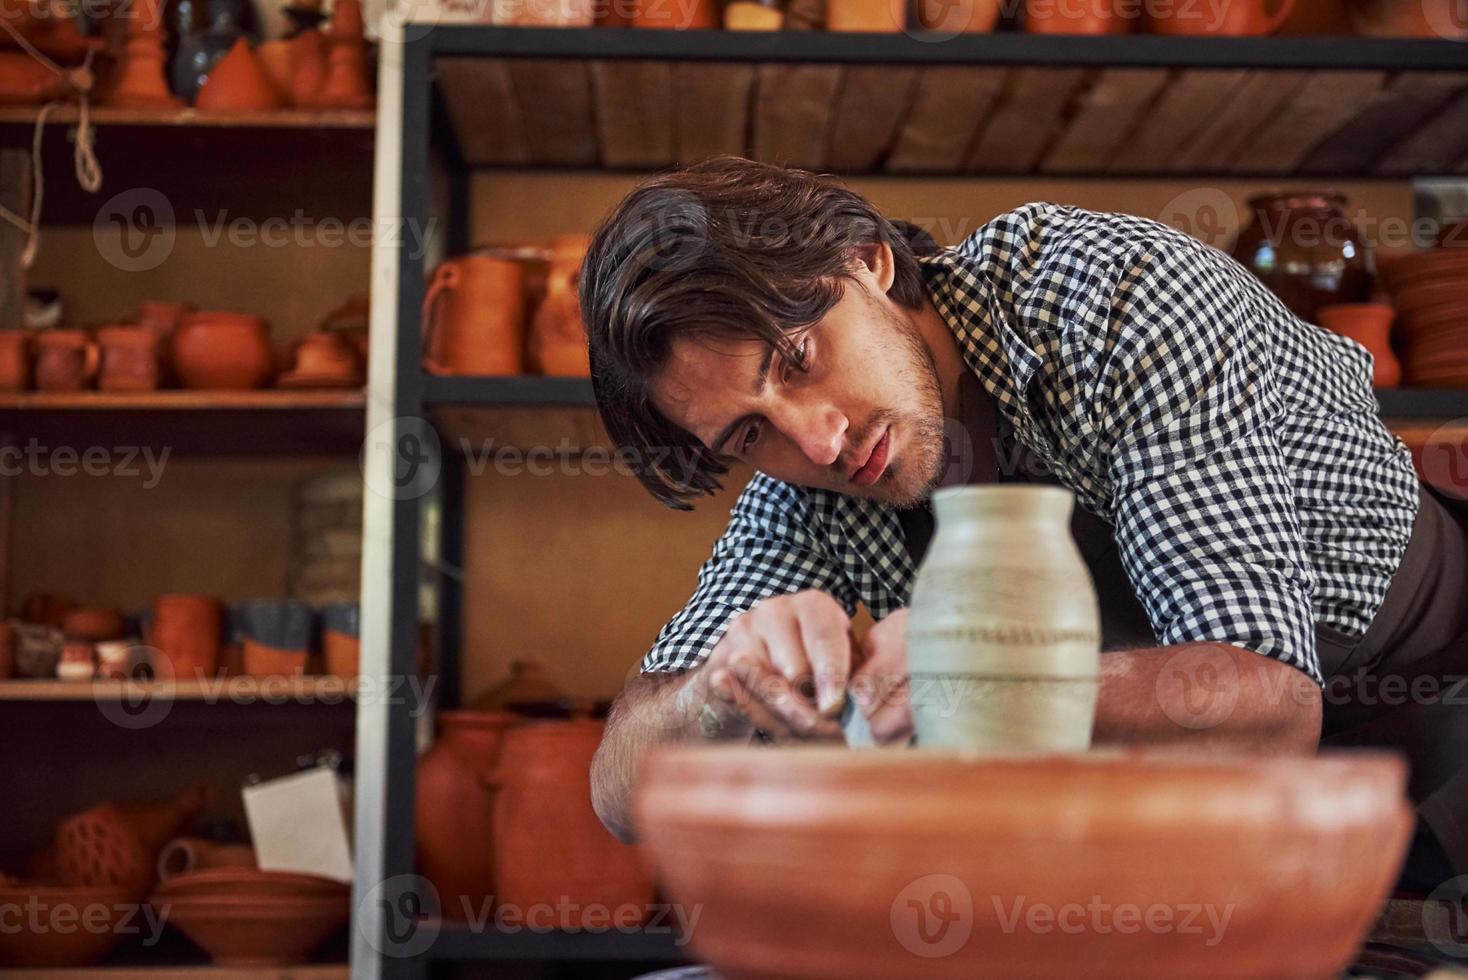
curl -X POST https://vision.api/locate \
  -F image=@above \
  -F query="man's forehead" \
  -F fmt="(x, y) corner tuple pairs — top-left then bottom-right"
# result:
(659, 334), (767, 402)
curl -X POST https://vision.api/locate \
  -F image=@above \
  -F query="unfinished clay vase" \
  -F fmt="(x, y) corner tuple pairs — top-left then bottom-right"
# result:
(317, 0), (372, 109)
(906, 485), (1100, 750)
(635, 748), (1413, 980)
(195, 38), (285, 111)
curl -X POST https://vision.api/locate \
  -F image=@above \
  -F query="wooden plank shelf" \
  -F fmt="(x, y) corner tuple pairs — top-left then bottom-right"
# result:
(423, 376), (594, 407)
(0, 107), (374, 129)
(430, 29), (1468, 177)
(0, 676), (358, 702)
(0, 389), (366, 456)
(1, 964), (348, 979)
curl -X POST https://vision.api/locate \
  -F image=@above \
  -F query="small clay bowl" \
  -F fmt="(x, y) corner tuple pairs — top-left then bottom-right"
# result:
(151, 894), (349, 966)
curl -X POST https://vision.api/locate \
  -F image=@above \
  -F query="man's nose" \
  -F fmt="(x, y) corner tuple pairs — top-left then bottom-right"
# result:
(776, 398), (847, 468)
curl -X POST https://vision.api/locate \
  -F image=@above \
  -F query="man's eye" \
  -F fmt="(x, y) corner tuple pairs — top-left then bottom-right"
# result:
(739, 422), (761, 453)
(786, 336), (811, 378)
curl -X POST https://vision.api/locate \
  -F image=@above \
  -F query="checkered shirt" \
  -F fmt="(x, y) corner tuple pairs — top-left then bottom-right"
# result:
(640, 203), (1421, 685)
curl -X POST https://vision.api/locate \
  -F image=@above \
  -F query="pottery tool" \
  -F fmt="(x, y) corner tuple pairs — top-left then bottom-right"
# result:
(841, 695), (876, 749)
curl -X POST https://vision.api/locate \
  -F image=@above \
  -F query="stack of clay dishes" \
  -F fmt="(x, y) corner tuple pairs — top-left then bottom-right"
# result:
(636, 748), (1412, 980)
(1380, 247), (1468, 386)
(151, 868), (350, 966)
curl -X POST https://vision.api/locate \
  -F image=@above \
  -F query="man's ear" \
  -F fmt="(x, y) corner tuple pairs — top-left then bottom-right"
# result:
(851, 240), (897, 295)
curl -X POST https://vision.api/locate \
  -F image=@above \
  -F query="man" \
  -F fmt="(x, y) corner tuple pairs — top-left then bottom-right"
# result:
(579, 156), (1467, 895)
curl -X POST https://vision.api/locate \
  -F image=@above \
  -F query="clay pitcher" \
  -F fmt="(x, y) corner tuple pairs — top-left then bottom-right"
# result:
(906, 485), (1101, 751)
(528, 235), (592, 377)
(490, 720), (655, 927)
(33, 329), (99, 391)
(422, 255), (525, 376)
(415, 710), (519, 921)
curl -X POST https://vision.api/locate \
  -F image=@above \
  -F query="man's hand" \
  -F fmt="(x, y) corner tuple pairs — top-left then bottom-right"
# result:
(694, 590), (851, 742)
(852, 608), (914, 746)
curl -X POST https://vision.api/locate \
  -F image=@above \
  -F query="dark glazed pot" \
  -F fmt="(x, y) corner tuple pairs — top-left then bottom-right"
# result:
(1230, 191), (1374, 323)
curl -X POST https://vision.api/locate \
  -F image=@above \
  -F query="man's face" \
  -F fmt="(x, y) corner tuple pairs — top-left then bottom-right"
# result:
(649, 266), (946, 507)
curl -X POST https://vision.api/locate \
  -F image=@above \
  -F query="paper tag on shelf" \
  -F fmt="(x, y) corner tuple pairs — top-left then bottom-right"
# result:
(242, 767), (353, 883)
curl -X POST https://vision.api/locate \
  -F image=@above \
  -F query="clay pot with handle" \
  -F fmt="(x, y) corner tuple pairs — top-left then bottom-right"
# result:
(97, 325), (162, 392)
(33, 329), (98, 392)
(1230, 191), (1374, 323)
(528, 235), (592, 377)
(423, 255), (525, 376)
(1148, 0), (1292, 34)
(490, 720), (654, 927)
(415, 710), (519, 921)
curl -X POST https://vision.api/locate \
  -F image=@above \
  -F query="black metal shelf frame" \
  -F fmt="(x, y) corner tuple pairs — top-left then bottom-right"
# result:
(357, 24), (1468, 980)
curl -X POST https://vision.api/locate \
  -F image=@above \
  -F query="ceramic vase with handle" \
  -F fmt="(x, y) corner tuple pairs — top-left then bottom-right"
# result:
(422, 255), (525, 376)
(906, 485), (1101, 751)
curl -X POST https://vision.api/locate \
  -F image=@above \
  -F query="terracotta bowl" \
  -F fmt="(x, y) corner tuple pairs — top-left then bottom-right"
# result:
(0, 883), (136, 967)
(153, 867), (347, 902)
(635, 748), (1412, 980)
(152, 894), (349, 965)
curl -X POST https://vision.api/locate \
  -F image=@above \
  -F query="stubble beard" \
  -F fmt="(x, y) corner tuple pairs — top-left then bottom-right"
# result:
(861, 309), (947, 509)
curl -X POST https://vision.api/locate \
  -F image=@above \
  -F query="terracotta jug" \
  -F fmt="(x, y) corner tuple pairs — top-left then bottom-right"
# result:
(423, 255), (525, 376)
(1317, 303), (1400, 388)
(825, 0), (906, 30)
(97, 325), (161, 392)
(1148, 0), (1292, 33)
(906, 485), (1101, 750)
(0, 330), (30, 390)
(415, 711), (519, 921)
(196, 38), (286, 111)
(171, 312), (273, 389)
(528, 235), (592, 377)
(33, 329), (98, 392)
(1230, 191), (1374, 323)
(150, 594), (223, 681)
(491, 720), (654, 927)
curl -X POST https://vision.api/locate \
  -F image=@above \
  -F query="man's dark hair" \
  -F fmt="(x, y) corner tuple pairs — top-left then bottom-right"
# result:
(579, 155), (930, 510)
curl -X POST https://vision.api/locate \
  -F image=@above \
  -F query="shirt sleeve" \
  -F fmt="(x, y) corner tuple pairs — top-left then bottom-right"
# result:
(641, 473), (860, 673)
(1081, 225), (1323, 684)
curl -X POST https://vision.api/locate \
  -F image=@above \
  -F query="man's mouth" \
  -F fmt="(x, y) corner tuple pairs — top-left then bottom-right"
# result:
(851, 427), (891, 487)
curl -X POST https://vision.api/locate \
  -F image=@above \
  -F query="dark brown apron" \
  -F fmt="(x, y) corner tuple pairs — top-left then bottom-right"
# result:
(898, 370), (1468, 885)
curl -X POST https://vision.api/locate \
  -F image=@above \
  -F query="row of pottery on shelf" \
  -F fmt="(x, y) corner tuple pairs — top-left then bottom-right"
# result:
(626, 485), (1413, 979)
(1378, 239), (1468, 387)
(0, 786), (208, 967)
(0, 594), (361, 681)
(416, 712), (653, 924)
(423, 235), (593, 377)
(0, 315), (365, 392)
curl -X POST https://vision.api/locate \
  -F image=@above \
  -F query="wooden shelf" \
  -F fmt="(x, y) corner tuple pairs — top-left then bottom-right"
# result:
(0, 106), (374, 130)
(428, 28), (1468, 177)
(0, 676), (358, 702)
(428, 923), (689, 962)
(1, 965), (348, 979)
(0, 389), (366, 456)
(423, 376), (593, 407)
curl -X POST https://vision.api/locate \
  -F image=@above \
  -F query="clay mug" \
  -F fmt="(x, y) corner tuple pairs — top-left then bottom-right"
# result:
(529, 235), (592, 377)
(906, 485), (1101, 750)
(98, 326), (162, 392)
(1148, 0), (1292, 34)
(918, 0), (1002, 32)
(1317, 303), (1401, 388)
(1025, 0), (1128, 32)
(237, 599), (314, 678)
(171, 312), (273, 389)
(33, 329), (99, 392)
(423, 255), (525, 376)
(150, 595), (224, 682)
(320, 602), (360, 679)
(0, 330), (30, 390)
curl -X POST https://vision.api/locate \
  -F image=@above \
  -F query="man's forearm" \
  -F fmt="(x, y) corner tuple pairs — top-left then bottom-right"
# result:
(591, 668), (753, 843)
(1094, 642), (1322, 754)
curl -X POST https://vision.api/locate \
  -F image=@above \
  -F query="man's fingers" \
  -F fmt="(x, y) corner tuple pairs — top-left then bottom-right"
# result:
(757, 612), (814, 700)
(728, 650), (842, 739)
(796, 597), (853, 715)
